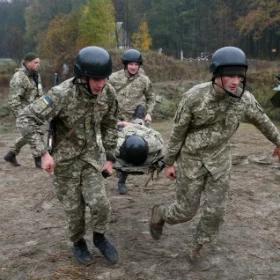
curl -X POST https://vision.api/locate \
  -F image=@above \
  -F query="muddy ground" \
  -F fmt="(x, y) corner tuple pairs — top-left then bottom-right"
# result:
(0, 118), (280, 280)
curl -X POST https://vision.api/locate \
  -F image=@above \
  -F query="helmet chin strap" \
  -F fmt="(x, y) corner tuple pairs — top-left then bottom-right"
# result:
(212, 76), (246, 99)
(86, 78), (94, 95)
(73, 77), (96, 97)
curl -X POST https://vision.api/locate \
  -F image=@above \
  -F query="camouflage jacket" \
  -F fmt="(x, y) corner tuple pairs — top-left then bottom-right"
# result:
(114, 122), (164, 173)
(109, 69), (155, 120)
(8, 65), (43, 116)
(164, 82), (280, 168)
(17, 78), (118, 167)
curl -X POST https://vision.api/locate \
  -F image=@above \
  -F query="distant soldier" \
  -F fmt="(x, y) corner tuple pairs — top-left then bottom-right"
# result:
(149, 46), (280, 262)
(109, 48), (155, 123)
(109, 49), (156, 194)
(4, 52), (43, 168)
(17, 46), (119, 266)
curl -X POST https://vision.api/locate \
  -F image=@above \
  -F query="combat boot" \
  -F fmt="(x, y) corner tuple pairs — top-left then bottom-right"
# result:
(149, 204), (165, 240)
(34, 156), (41, 168)
(93, 232), (119, 265)
(117, 171), (128, 195)
(117, 182), (127, 195)
(4, 151), (20, 167)
(72, 238), (93, 265)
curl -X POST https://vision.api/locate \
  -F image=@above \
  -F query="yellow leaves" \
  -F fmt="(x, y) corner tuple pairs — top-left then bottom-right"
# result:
(131, 20), (152, 52)
(38, 0), (116, 71)
(77, 0), (116, 49)
(38, 12), (80, 71)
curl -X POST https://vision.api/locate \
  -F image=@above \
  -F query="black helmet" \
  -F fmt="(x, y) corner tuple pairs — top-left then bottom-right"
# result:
(74, 46), (112, 79)
(122, 49), (143, 65)
(210, 46), (248, 77)
(119, 135), (148, 165)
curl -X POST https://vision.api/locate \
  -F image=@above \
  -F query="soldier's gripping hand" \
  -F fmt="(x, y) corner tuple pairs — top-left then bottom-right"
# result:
(144, 113), (152, 123)
(272, 147), (280, 161)
(101, 161), (113, 178)
(164, 165), (176, 180)
(41, 151), (55, 174)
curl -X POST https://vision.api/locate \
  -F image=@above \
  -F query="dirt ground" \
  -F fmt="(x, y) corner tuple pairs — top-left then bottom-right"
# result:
(0, 119), (280, 280)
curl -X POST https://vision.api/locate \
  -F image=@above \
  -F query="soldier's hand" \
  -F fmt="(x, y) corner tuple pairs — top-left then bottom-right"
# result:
(272, 146), (280, 161)
(117, 121), (129, 128)
(101, 161), (113, 178)
(164, 165), (176, 180)
(41, 151), (55, 174)
(145, 113), (152, 123)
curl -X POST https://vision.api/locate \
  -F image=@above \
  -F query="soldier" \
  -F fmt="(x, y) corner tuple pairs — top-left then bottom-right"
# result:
(149, 46), (280, 262)
(17, 46), (119, 266)
(4, 52), (43, 168)
(109, 48), (155, 123)
(110, 51), (156, 194)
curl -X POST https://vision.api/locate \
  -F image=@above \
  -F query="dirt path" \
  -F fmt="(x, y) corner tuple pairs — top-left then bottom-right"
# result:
(0, 122), (280, 280)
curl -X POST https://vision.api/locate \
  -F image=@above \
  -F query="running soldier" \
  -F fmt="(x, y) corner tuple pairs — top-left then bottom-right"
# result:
(149, 46), (280, 262)
(4, 53), (43, 168)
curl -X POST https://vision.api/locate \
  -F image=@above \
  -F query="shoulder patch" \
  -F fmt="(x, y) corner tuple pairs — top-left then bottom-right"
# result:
(43, 95), (54, 107)
(29, 95), (55, 117)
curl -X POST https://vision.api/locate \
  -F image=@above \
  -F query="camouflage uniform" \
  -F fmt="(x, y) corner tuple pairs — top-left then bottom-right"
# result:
(160, 82), (280, 247)
(109, 69), (155, 120)
(17, 78), (118, 242)
(8, 65), (43, 157)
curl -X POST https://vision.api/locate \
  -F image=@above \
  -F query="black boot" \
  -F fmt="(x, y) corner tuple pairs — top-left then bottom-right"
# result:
(72, 238), (93, 265)
(117, 171), (128, 195)
(4, 151), (20, 166)
(132, 104), (146, 120)
(93, 232), (118, 265)
(34, 156), (41, 168)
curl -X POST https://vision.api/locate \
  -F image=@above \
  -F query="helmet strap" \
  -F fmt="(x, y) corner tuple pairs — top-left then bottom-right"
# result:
(212, 76), (246, 99)
(73, 77), (95, 98)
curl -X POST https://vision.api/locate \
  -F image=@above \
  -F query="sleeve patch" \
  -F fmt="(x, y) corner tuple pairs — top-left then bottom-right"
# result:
(43, 95), (53, 107)
(30, 95), (54, 117)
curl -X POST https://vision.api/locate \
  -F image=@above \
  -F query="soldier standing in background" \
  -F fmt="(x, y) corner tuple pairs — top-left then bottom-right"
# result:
(17, 46), (119, 266)
(109, 49), (156, 194)
(4, 53), (43, 168)
(109, 48), (155, 122)
(149, 46), (280, 262)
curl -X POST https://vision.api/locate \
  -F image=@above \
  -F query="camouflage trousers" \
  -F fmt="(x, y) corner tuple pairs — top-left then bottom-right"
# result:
(162, 157), (230, 246)
(10, 123), (45, 157)
(9, 134), (40, 157)
(53, 159), (111, 242)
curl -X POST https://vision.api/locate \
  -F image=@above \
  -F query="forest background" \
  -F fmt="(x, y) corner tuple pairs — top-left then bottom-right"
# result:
(1, 0), (280, 61)
(1, 0), (280, 121)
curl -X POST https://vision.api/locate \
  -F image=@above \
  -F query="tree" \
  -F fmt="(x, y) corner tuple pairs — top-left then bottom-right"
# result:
(131, 20), (152, 51)
(38, 12), (80, 72)
(0, 0), (28, 59)
(24, 0), (86, 51)
(236, 0), (280, 58)
(77, 0), (116, 49)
